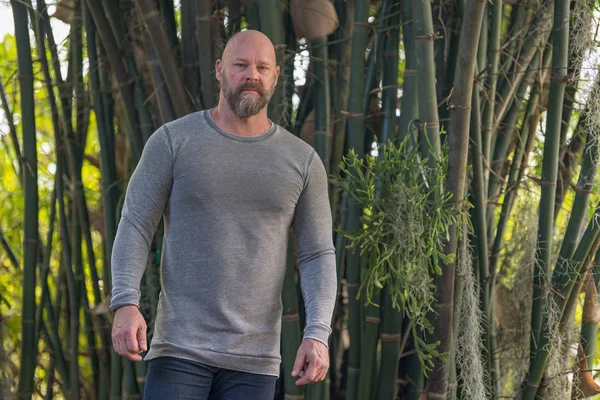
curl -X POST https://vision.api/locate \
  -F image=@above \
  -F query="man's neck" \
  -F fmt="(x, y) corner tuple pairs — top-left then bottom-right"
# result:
(210, 104), (272, 137)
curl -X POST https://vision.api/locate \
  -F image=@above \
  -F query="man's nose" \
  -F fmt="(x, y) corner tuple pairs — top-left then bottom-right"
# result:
(245, 65), (260, 82)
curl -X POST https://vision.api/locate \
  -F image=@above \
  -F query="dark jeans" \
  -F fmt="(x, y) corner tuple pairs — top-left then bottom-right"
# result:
(144, 356), (277, 400)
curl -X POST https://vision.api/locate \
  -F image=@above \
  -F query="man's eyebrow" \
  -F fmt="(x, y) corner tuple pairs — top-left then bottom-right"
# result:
(232, 57), (270, 66)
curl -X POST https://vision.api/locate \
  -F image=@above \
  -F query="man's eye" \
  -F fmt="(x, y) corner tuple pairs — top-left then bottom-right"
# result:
(259, 66), (268, 70)
(236, 63), (246, 67)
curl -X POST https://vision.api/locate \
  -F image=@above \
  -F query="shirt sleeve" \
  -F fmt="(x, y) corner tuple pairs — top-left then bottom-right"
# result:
(109, 126), (174, 312)
(291, 151), (337, 346)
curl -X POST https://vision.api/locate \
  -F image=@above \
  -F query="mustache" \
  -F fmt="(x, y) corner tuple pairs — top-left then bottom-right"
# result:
(236, 82), (266, 96)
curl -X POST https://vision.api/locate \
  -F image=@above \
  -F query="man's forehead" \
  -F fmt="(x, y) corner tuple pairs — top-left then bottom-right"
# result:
(223, 31), (276, 63)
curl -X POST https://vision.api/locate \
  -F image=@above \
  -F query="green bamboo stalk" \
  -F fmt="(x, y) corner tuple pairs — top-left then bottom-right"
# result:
(486, 48), (545, 237)
(182, 0), (200, 108)
(371, 7), (401, 399)
(329, 0), (354, 219)
(102, 0), (154, 144)
(281, 233), (304, 398)
(488, 44), (553, 277)
(491, 14), (551, 139)
(424, 0), (485, 394)
(12, 1), (38, 398)
(137, 0), (190, 118)
(529, 0), (569, 363)
(312, 38), (332, 173)
(32, 184), (70, 393)
(555, 93), (594, 217)
(197, 0), (217, 109)
(345, 2), (371, 398)
(397, 0), (418, 143)
(86, 0), (143, 159)
(144, 30), (177, 124)
(468, 74), (498, 398)
(377, 290), (401, 400)
(159, 0), (178, 48)
(56, 160), (80, 400)
(480, 0), (503, 175)
(245, 2), (260, 30)
(411, 0), (441, 171)
(0, 72), (21, 183)
(258, 0), (285, 125)
(228, 0), (242, 34)
(523, 205), (600, 399)
(357, 294), (382, 400)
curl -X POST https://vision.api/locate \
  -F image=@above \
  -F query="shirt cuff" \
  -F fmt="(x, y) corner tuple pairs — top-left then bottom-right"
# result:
(303, 323), (332, 347)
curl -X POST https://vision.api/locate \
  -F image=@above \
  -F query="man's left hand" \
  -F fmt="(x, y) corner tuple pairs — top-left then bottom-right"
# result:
(291, 338), (329, 385)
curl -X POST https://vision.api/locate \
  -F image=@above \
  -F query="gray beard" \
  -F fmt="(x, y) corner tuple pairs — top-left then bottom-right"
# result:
(221, 76), (276, 118)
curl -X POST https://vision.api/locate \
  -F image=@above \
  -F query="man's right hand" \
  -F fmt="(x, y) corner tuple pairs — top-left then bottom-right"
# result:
(112, 305), (147, 361)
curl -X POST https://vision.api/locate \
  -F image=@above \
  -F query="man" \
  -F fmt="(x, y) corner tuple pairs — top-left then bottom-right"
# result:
(109, 30), (337, 399)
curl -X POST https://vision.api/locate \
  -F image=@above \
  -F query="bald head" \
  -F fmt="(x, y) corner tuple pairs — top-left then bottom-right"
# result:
(215, 30), (280, 118)
(221, 30), (277, 66)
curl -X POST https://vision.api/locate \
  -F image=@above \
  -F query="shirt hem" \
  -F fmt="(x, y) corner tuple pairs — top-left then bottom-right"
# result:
(145, 339), (281, 377)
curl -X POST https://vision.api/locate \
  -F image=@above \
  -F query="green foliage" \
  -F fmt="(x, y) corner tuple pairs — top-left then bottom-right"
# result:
(332, 135), (461, 370)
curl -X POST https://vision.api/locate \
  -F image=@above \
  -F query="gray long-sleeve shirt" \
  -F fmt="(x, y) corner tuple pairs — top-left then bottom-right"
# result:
(109, 110), (337, 376)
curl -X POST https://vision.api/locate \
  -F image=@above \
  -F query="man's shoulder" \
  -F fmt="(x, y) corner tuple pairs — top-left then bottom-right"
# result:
(163, 110), (207, 134)
(272, 123), (316, 158)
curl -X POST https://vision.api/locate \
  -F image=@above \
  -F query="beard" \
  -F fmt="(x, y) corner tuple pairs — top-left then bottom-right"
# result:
(221, 73), (277, 118)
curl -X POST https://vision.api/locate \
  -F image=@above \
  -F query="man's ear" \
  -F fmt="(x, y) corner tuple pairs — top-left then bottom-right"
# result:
(215, 59), (223, 81)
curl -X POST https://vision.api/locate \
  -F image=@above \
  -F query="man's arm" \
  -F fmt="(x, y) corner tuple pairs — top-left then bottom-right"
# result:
(290, 151), (337, 384)
(109, 126), (173, 360)
(109, 126), (173, 312)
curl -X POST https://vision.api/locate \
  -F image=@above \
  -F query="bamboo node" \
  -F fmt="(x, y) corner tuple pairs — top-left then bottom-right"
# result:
(342, 112), (365, 120)
(414, 32), (444, 42)
(347, 283), (360, 288)
(380, 333), (401, 342)
(404, 69), (417, 77)
(281, 313), (300, 322)
(365, 316), (381, 323)
(536, 179), (558, 187)
(284, 395), (305, 400)
(348, 367), (360, 374)
(550, 74), (573, 83)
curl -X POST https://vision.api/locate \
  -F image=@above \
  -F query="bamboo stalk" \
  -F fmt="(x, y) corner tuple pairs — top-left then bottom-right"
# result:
(345, 2), (371, 398)
(480, 0), (503, 176)
(397, 0), (418, 143)
(524, 205), (600, 399)
(137, 0), (190, 118)
(411, 0), (441, 172)
(488, 44), (553, 277)
(159, 0), (178, 48)
(86, 0), (143, 160)
(281, 233), (304, 399)
(529, 0), (569, 363)
(357, 295), (382, 400)
(12, 1), (38, 398)
(424, 0), (485, 394)
(258, 0), (285, 125)
(197, 0), (217, 109)
(486, 47), (546, 238)
(312, 37), (332, 173)
(182, 0), (200, 108)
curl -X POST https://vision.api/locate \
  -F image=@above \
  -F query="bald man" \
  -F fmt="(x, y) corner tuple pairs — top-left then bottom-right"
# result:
(109, 30), (337, 399)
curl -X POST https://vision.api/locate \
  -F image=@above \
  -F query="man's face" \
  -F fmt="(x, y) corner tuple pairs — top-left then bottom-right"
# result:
(217, 33), (280, 118)
(221, 69), (277, 118)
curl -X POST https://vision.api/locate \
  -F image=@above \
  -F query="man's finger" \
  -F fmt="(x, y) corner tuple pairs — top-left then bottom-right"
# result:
(295, 362), (317, 385)
(125, 329), (140, 354)
(291, 350), (306, 377)
(137, 324), (148, 352)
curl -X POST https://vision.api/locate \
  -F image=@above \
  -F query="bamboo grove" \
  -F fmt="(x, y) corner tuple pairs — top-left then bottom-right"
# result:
(1, 0), (600, 398)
